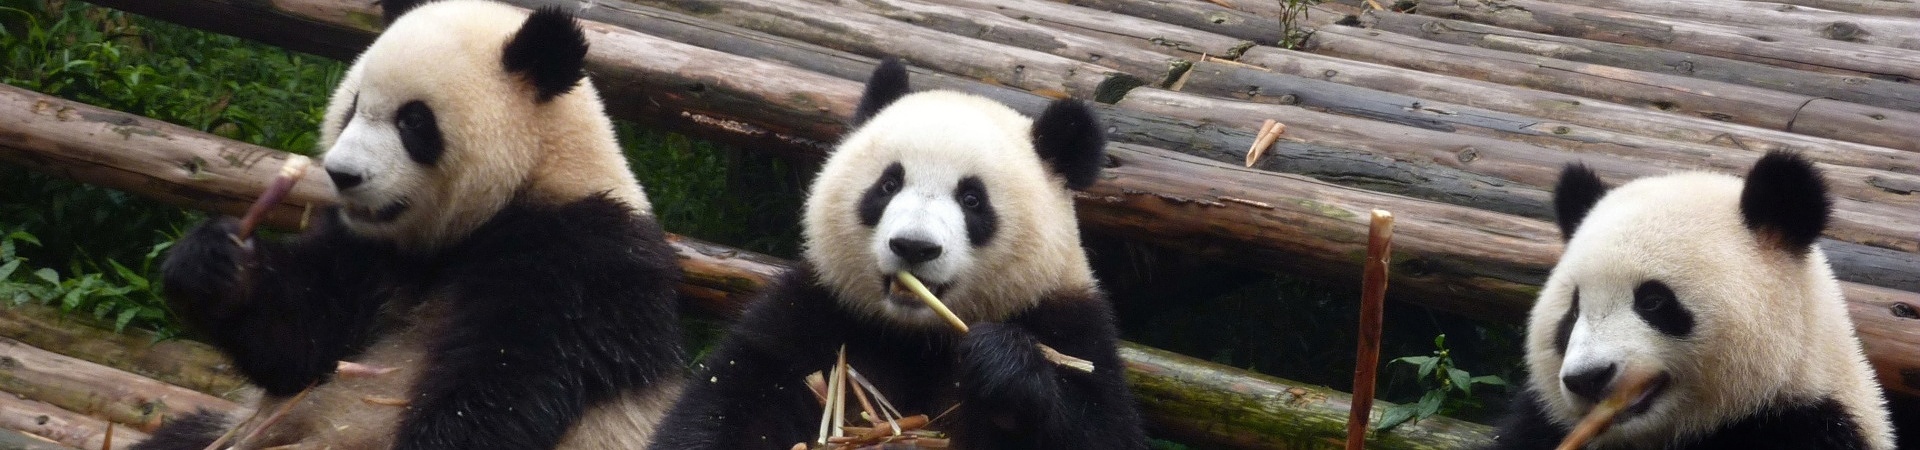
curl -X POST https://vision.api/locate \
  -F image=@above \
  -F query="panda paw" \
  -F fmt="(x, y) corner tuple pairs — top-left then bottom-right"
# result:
(160, 217), (253, 316)
(957, 323), (1061, 412)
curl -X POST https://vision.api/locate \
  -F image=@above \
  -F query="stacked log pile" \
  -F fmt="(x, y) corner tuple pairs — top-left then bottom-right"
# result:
(3, 0), (1917, 447)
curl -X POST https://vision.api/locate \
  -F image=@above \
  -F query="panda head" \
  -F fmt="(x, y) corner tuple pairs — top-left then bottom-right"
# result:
(317, 0), (648, 251)
(802, 59), (1106, 329)
(1526, 152), (1877, 446)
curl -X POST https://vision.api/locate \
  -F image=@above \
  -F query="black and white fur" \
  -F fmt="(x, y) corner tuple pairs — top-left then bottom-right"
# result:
(648, 59), (1147, 450)
(1486, 152), (1895, 449)
(133, 1), (684, 448)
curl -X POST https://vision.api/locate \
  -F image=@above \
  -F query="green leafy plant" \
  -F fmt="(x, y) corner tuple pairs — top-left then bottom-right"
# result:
(1276, 0), (1322, 49)
(1377, 334), (1507, 431)
(0, 228), (176, 335)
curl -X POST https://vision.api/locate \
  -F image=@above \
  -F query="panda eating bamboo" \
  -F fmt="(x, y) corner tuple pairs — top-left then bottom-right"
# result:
(134, 1), (686, 448)
(1486, 151), (1896, 449)
(647, 59), (1149, 450)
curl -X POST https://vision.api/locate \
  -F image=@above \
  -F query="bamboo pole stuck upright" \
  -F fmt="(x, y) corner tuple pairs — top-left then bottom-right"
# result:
(1347, 210), (1395, 450)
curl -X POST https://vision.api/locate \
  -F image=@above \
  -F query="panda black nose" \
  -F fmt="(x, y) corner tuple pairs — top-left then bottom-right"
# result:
(327, 168), (365, 190)
(889, 237), (943, 264)
(1562, 364), (1618, 403)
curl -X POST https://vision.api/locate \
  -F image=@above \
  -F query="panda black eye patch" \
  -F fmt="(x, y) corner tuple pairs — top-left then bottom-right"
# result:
(956, 176), (997, 247)
(857, 163), (905, 227)
(340, 93), (358, 134)
(395, 100), (443, 166)
(1633, 280), (1694, 338)
(1554, 289), (1579, 355)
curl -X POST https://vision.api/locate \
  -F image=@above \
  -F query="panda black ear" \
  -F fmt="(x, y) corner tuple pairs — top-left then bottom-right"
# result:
(502, 6), (589, 103)
(1740, 151), (1830, 256)
(1032, 99), (1105, 191)
(381, 0), (431, 25)
(1553, 163), (1607, 242)
(854, 58), (911, 126)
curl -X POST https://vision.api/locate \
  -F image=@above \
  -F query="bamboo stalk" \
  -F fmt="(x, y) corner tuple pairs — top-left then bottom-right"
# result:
(1555, 371), (1662, 450)
(1347, 210), (1394, 450)
(234, 155), (312, 242)
(895, 272), (1097, 373)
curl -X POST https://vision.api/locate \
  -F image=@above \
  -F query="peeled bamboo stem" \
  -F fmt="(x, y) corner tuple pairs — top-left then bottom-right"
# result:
(895, 272), (1096, 373)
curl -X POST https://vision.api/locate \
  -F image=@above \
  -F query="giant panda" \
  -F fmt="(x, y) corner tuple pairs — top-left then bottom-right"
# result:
(1485, 151), (1895, 449)
(647, 59), (1147, 450)
(133, 1), (685, 448)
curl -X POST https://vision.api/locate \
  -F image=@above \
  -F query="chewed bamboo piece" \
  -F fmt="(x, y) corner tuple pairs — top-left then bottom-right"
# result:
(1347, 210), (1394, 450)
(1556, 370), (1663, 450)
(894, 271), (1095, 373)
(1244, 119), (1285, 167)
(235, 154), (313, 243)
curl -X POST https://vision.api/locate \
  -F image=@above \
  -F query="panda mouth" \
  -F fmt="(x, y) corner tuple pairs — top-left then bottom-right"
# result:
(344, 199), (410, 223)
(882, 275), (950, 308)
(1620, 372), (1672, 417)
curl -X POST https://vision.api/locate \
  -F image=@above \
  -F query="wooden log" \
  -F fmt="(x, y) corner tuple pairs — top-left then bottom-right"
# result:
(0, 306), (250, 402)
(1060, 0), (1286, 45)
(1412, 0), (1920, 82)
(0, 65), (1496, 450)
(0, 394), (150, 450)
(74, 0), (375, 61)
(1364, 11), (1920, 113)
(1541, 0), (1920, 50)
(1299, 24), (1920, 152)
(1738, 0), (1920, 18)
(623, 0), (1153, 102)
(1123, 343), (1489, 450)
(0, 338), (240, 433)
(509, 1), (1560, 221)
(0, 427), (75, 450)
(1232, 46), (1920, 174)
(811, 0), (1189, 87)
(914, 0), (1255, 58)
(1134, 72), (1920, 254)
(1122, 84), (1920, 291)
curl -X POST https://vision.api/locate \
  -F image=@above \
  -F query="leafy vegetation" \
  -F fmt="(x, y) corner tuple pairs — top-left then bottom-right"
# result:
(1276, 0), (1322, 49)
(1378, 334), (1509, 431)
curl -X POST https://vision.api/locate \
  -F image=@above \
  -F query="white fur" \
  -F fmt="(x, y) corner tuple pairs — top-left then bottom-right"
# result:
(317, 0), (648, 253)
(1525, 172), (1893, 449)
(803, 91), (1096, 329)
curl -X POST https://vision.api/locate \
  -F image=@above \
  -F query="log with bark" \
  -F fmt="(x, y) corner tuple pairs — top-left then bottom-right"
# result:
(621, 0), (1155, 102)
(0, 428), (75, 450)
(0, 306), (250, 402)
(1411, 0), (1920, 82)
(0, 393), (153, 450)
(1121, 84), (1920, 292)
(0, 338), (239, 433)
(1537, 0), (1920, 50)
(1363, 11), (1920, 113)
(1230, 46), (1920, 174)
(0, 83), (1497, 449)
(915, 0), (1256, 58)
(1741, 0), (1920, 18)
(1297, 24), (1920, 152)
(808, 0), (1189, 87)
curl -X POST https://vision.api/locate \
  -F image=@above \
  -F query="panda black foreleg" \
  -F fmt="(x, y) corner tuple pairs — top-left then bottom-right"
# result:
(128, 409), (228, 450)
(1482, 389), (1570, 450)
(955, 321), (1146, 449)
(160, 215), (392, 396)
